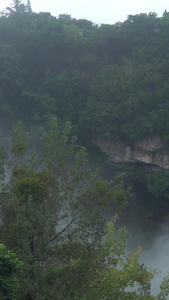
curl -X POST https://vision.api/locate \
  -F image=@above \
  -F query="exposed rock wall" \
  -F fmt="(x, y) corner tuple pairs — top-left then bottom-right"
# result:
(95, 136), (169, 169)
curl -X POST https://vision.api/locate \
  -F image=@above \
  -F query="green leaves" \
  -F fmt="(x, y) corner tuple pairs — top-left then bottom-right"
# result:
(0, 146), (8, 183)
(0, 119), (132, 299)
(11, 121), (30, 167)
(1, 120), (169, 299)
(79, 219), (157, 300)
(0, 244), (22, 300)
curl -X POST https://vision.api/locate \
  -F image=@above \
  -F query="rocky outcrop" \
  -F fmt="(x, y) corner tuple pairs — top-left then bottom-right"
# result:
(95, 136), (169, 169)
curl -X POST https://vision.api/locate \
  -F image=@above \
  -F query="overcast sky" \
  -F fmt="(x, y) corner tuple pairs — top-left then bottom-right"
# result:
(0, 0), (169, 24)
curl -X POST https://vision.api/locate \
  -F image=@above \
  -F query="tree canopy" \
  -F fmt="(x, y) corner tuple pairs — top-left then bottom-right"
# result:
(0, 244), (22, 300)
(0, 119), (168, 299)
(1, 3), (169, 146)
(1, 2), (169, 297)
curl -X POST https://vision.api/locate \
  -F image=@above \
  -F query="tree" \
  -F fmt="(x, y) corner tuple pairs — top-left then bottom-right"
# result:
(25, 0), (32, 14)
(80, 218), (154, 300)
(0, 244), (22, 300)
(6, 0), (28, 15)
(0, 44), (22, 119)
(0, 118), (169, 299)
(80, 217), (169, 300)
(0, 118), (129, 299)
(145, 170), (169, 214)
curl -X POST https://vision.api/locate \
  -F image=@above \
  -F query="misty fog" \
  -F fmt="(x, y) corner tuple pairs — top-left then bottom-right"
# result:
(122, 209), (169, 296)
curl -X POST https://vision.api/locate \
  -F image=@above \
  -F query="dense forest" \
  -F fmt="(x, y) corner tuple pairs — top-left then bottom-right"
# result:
(1, 0), (169, 215)
(1, 0), (169, 299)
(2, 1), (169, 145)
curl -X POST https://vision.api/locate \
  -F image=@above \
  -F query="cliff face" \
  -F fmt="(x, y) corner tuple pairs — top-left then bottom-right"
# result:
(95, 136), (169, 169)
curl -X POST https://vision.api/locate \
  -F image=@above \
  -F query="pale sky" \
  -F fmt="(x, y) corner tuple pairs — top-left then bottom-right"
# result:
(0, 0), (169, 24)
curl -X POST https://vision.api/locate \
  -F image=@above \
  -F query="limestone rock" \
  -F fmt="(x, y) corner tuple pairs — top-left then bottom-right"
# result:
(95, 136), (169, 169)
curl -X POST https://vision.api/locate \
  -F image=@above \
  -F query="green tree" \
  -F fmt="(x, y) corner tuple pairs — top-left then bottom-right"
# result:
(0, 118), (169, 299)
(145, 170), (169, 214)
(6, 0), (28, 15)
(0, 44), (22, 118)
(0, 118), (128, 299)
(25, 0), (32, 14)
(81, 217), (169, 300)
(0, 244), (22, 300)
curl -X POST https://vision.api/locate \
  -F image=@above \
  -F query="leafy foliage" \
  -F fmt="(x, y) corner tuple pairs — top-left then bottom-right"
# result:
(0, 118), (129, 299)
(1, 3), (169, 298)
(1, 4), (169, 146)
(0, 244), (22, 300)
(0, 119), (168, 299)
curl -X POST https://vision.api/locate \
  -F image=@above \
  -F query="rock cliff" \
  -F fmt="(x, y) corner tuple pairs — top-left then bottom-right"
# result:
(95, 136), (169, 169)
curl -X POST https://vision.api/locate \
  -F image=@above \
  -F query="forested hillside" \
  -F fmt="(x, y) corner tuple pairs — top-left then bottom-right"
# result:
(1, 1), (169, 214)
(1, 1), (169, 299)
(1, 3), (169, 145)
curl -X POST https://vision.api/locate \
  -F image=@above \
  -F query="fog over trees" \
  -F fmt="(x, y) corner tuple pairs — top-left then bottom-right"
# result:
(1, 0), (169, 299)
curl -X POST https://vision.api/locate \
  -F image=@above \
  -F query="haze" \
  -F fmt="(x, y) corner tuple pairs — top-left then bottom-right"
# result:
(0, 0), (169, 24)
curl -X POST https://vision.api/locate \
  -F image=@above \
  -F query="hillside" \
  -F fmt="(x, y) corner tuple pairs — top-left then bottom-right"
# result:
(1, 2), (169, 214)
